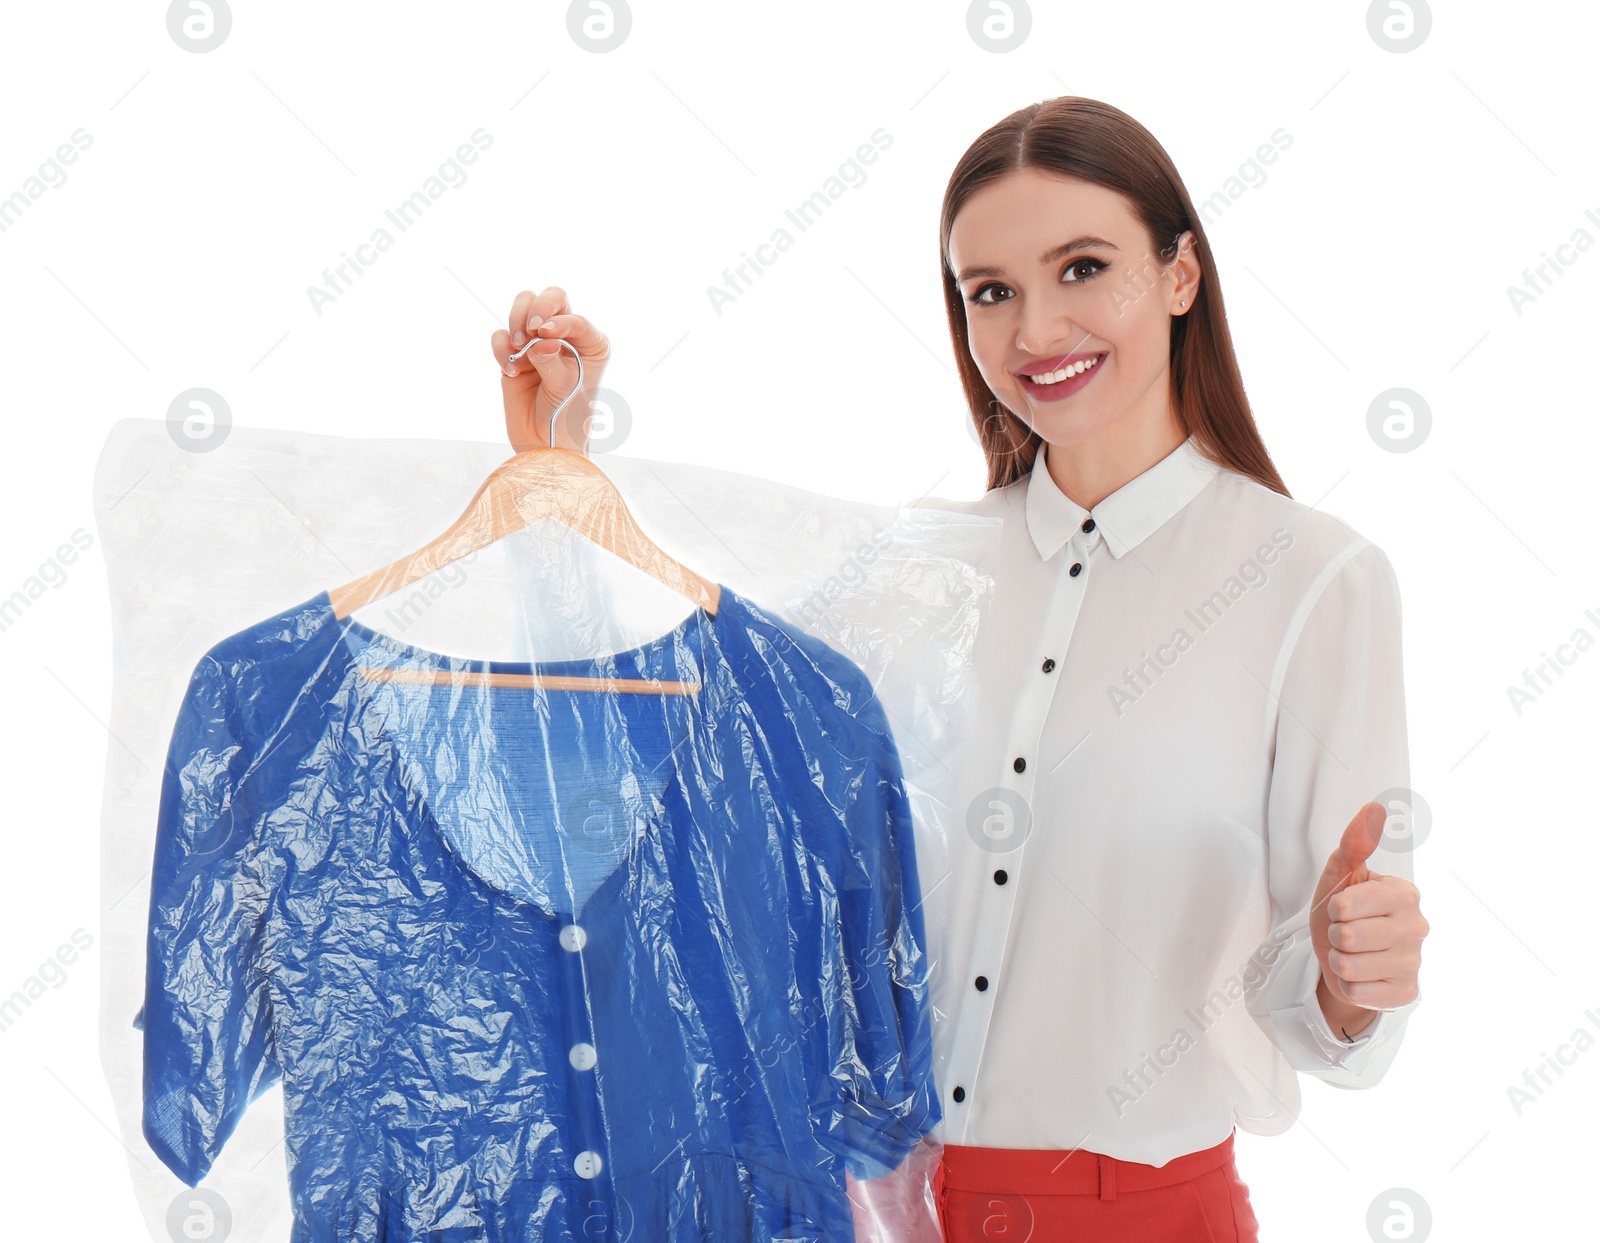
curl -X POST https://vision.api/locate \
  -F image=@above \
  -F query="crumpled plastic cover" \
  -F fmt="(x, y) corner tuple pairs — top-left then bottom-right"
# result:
(94, 419), (1000, 1242)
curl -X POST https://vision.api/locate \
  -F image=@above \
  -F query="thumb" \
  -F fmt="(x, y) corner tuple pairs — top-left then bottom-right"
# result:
(526, 339), (570, 370)
(1316, 801), (1385, 903)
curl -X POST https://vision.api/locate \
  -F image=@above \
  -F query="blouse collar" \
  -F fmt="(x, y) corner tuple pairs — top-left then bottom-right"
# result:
(1024, 434), (1220, 562)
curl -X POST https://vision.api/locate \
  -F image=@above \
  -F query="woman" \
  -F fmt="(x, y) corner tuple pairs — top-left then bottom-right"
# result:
(492, 96), (1430, 1242)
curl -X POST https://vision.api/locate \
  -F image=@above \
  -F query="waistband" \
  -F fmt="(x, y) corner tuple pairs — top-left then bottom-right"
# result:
(939, 1129), (1235, 1202)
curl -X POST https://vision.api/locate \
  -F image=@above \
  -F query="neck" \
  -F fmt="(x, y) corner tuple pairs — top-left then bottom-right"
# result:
(1043, 406), (1186, 510)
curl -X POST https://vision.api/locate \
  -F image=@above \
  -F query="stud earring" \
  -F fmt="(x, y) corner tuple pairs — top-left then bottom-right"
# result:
(1180, 299), (1187, 307)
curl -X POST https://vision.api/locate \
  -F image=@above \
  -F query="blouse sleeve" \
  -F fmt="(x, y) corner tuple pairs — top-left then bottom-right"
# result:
(141, 650), (280, 1185)
(1244, 539), (1423, 1087)
(826, 680), (943, 1179)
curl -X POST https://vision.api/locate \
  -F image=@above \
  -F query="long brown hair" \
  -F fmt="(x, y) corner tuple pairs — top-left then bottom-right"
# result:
(939, 96), (1289, 497)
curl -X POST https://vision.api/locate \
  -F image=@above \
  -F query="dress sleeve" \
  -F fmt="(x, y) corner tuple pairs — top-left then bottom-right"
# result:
(141, 650), (281, 1185)
(826, 681), (943, 1180)
(1244, 539), (1423, 1087)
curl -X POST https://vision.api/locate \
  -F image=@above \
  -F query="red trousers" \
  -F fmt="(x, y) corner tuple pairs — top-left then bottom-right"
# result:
(936, 1128), (1260, 1241)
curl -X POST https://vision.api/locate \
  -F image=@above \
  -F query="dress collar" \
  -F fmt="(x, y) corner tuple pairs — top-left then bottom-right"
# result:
(1024, 434), (1221, 562)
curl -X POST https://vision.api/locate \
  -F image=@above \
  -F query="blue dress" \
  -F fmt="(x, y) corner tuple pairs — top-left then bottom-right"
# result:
(138, 583), (940, 1240)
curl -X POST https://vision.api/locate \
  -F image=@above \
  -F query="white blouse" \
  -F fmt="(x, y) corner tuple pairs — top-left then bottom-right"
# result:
(911, 434), (1422, 1165)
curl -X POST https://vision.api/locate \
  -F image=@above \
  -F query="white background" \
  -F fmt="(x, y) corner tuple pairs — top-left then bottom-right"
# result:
(1, 0), (1594, 1238)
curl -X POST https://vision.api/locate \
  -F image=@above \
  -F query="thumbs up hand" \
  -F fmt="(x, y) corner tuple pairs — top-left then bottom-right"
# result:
(1308, 802), (1430, 1037)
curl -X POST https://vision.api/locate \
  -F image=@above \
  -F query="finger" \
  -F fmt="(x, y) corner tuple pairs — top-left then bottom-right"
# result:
(505, 286), (571, 355)
(1326, 947), (1392, 984)
(523, 285), (571, 335)
(491, 327), (526, 376)
(1328, 943), (1416, 984)
(532, 312), (611, 364)
(508, 323), (577, 367)
(493, 327), (562, 376)
(1326, 910), (1408, 953)
(1327, 873), (1421, 923)
(507, 289), (539, 350)
(1329, 977), (1414, 1011)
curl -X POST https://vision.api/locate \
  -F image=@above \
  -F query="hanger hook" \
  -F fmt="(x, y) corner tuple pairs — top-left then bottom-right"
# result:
(506, 334), (585, 450)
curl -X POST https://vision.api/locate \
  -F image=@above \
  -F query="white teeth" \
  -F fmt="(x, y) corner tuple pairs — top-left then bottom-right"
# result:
(1025, 355), (1101, 385)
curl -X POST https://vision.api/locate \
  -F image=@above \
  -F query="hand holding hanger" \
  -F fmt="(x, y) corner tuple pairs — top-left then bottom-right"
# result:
(328, 291), (718, 694)
(493, 285), (611, 453)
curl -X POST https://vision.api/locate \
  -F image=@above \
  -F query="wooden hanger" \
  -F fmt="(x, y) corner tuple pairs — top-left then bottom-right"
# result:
(328, 337), (720, 694)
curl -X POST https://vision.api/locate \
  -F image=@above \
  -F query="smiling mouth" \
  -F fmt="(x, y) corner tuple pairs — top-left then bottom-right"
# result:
(1021, 353), (1105, 386)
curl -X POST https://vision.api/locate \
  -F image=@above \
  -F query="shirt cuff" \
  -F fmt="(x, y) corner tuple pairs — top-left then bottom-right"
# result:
(1298, 949), (1389, 1071)
(1249, 925), (1416, 1085)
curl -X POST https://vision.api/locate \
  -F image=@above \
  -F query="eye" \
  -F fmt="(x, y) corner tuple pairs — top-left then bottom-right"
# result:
(1063, 257), (1107, 283)
(967, 281), (1012, 307)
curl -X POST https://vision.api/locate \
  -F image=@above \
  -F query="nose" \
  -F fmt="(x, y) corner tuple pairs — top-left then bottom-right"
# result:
(1015, 313), (1093, 360)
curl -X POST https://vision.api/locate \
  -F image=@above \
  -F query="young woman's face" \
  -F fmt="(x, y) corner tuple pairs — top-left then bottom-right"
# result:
(947, 169), (1197, 450)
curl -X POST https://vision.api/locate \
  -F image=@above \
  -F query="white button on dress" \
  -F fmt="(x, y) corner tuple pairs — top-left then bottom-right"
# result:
(911, 435), (1421, 1164)
(558, 924), (587, 952)
(568, 1042), (598, 1071)
(573, 1150), (603, 1179)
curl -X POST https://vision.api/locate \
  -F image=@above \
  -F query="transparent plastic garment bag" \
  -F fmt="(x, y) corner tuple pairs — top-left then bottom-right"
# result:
(95, 412), (999, 1242)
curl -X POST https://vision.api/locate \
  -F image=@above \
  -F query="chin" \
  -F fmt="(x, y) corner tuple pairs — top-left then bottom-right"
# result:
(1016, 402), (1116, 448)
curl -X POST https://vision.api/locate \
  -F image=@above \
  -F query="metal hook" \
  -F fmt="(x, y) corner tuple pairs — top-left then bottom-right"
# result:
(506, 333), (585, 450)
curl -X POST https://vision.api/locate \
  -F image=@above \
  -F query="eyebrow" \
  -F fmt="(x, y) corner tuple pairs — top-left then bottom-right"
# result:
(954, 235), (1121, 282)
